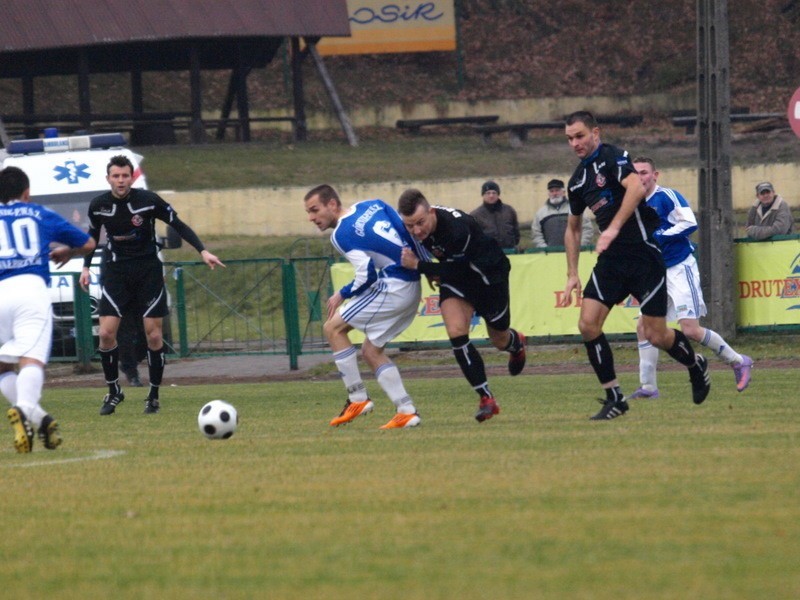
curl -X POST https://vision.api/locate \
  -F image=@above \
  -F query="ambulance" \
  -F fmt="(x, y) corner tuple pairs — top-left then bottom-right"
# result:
(0, 132), (171, 356)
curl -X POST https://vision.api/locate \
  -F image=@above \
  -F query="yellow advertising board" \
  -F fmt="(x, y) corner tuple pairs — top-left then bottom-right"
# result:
(329, 239), (800, 344)
(735, 238), (800, 327)
(317, 0), (456, 56)
(331, 252), (640, 344)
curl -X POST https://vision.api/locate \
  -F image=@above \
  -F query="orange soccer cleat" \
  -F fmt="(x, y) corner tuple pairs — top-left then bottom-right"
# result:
(379, 412), (421, 430)
(329, 399), (374, 427)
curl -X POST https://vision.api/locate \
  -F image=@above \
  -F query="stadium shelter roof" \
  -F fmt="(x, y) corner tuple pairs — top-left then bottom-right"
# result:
(0, 0), (351, 143)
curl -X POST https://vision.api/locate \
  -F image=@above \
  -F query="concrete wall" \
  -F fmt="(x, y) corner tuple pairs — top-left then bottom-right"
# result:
(161, 162), (799, 238)
(236, 91), (696, 130)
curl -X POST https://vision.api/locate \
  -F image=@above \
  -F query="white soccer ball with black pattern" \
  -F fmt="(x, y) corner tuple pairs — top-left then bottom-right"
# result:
(198, 400), (239, 439)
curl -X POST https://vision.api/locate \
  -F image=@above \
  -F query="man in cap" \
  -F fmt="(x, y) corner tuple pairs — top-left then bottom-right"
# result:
(745, 182), (794, 240)
(531, 178), (595, 248)
(470, 180), (520, 250)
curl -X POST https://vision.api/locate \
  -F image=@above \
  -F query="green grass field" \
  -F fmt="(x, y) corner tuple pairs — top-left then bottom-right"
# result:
(3, 368), (798, 599)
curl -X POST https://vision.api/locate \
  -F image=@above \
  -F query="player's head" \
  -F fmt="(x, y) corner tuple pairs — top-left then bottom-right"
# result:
(304, 184), (342, 231)
(633, 156), (659, 196)
(565, 110), (600, 159)
(398, 188), (436, 241)
(106, 155), (135, 199)
(107, 155), (134, 175)
(0, 166), (30, 204)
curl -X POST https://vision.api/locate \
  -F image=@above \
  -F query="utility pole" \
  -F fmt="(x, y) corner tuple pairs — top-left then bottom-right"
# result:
(697, 0), (736, 338)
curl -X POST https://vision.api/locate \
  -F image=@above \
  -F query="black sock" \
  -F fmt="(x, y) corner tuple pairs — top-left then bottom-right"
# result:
(584, 333), (616, 385)
(100, 346), (120, 395)
(450, 335), (491, 398)
(606, 386), (625, 404)
(503, 329), (522, 353)
(147, 346), (166, 400)
(665, 329), (697, 368)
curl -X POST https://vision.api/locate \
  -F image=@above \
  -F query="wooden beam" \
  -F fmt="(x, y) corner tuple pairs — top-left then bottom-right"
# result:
(305, 39), (358, 147)
(290, 37), (307, 142)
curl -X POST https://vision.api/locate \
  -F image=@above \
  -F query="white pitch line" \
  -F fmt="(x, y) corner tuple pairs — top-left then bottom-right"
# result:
(4, 449), (126, 468)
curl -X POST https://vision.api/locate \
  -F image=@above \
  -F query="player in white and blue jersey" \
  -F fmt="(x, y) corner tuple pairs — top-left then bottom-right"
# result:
(629, 158), (753, 399)
(0, 166), (95, 452)
(304, 184), (426, 430)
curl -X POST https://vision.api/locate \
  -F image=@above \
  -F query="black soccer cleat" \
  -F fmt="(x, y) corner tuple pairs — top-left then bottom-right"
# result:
(143, 398), (161, 414)
(590, 397), (629, 421)
(100, 392), (125, 416)
(689, 354), (711, 405)
(38, 414), (62, 450)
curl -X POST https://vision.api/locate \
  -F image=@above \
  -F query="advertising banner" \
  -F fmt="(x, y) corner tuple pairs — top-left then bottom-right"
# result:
(317, 0), (456, 56)
(330, 239), (800, 343)
(331, 252), (640, 343)
(736, 239), (800, 326)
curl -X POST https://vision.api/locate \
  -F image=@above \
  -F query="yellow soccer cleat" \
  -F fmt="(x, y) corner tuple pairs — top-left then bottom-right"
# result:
(7, 407), (34, 453)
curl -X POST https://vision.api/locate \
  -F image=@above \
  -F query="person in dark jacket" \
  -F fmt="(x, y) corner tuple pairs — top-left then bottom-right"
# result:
(470, 180), (520, 250)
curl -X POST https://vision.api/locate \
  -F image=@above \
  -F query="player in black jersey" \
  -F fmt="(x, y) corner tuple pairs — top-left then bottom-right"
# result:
(397, 188), (526, 423)
(560, 111), (710, 420)
(79, 155), (225, 416)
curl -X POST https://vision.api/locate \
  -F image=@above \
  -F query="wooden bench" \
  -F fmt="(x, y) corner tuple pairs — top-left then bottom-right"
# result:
(396, 115), (499, 133)
(672, 112), (784, 134)
(476, 114), (644, 147)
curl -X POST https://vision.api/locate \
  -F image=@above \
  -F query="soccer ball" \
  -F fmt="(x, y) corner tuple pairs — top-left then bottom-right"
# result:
(198, 400), (238, 440)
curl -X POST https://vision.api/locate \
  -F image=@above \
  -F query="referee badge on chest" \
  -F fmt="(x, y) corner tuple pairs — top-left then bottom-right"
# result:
(595, 173), (606, 187)
(131, 214), (144, 226)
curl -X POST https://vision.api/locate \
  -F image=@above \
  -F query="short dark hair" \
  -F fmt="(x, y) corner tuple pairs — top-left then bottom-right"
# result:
(632, 156), (655, 169)
(397, 188), (429, 216)
(304, 184), (341, 207)
(565, 110), (597, 129)
(107, 154), (134, 175)
(0, 166), (30, 203)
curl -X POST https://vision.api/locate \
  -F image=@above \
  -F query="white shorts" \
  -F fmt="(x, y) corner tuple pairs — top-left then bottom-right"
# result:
(0, 274), (53, 364)
(665, 254), (706, 322)
(341, 277), (421, 348)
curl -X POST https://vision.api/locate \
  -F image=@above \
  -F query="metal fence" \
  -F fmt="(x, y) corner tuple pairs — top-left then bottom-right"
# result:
(64, 257), (337, 370)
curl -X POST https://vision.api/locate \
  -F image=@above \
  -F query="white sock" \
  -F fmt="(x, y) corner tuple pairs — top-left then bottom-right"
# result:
(700, 329), (743, 365)
(16, 365), (46, 428)
(333, 346), (369, 402)
(0, 371), (18, 405)
(376, 362), (415, 414)
(638, 340), (659, 390)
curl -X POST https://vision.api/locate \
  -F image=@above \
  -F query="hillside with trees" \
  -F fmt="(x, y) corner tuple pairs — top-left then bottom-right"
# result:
(0, 0), (797, 119)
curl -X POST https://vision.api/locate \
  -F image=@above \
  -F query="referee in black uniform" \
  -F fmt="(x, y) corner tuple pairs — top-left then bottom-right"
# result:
(79, 155), (224, 416)
(398, 189), (526, 423)
(560, 111), (710, 420)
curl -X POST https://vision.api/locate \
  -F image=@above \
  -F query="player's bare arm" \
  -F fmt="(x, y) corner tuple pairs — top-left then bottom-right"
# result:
(561, 213), (583, 306)
(50, 238), (96, 269)
(400, 247), (419, 270)
(596, 173), (646, 254)
(200, 249), (225, 270)
(326, 291), (344, 320)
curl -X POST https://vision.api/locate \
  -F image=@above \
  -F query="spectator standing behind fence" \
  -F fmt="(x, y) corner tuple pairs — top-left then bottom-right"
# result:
(628, 157), (753, 400)
(470, 181), (520, 251)
(531, 178), (595, 248)
(745, 182), (794, 240)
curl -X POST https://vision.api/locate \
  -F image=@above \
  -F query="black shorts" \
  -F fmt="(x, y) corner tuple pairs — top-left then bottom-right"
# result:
(99, 258), (169, 318)
(583, 243), (667, 317)
(439, 273), (511, 331)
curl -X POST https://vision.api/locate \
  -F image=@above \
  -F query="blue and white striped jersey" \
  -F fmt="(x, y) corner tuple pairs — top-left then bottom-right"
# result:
(646, 185), (697, 268)
(0, 200), (90, 285)
(331, 199), (425, 300)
